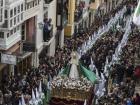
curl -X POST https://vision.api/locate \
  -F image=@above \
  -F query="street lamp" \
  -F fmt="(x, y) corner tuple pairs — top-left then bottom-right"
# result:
(38, 22), (44, 29)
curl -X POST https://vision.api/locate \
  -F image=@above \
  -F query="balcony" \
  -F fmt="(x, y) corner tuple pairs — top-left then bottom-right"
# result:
(24, 6), (39, 20)
(24, 0), (41, 20)
(0, 31), (21, 50)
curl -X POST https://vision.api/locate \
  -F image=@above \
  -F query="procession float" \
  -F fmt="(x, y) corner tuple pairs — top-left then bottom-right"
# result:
(49, 51), (97, 105)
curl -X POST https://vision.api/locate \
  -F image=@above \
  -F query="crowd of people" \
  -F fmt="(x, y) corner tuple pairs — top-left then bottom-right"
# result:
(86, 30), (124, 76)
(98, 81), (140, 105)
(0, 0), (140, 105)
(96, 3), (140, 105)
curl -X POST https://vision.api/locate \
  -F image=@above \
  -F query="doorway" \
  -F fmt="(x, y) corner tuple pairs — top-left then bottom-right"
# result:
(16, 55), (32, 75)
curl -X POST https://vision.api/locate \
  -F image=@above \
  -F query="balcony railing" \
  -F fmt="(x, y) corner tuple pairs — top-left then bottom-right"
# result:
(43, 25), (53, 42)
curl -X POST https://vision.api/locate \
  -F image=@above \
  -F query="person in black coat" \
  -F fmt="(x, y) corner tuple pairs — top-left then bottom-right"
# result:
(116, 64), (125, 84)
(126, 65), (134, 79)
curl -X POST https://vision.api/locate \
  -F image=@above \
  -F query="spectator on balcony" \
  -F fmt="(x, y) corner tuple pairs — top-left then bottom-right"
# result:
(43, 18), (48, 42)
(43, 18), (52, 42)
(78, 6), (83, 18)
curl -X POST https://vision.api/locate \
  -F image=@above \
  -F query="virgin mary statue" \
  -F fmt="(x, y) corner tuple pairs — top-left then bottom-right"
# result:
(69, 51), (79, 80)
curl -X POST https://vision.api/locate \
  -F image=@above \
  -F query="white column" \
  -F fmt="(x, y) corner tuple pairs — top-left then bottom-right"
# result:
(48, 38), (56, 57)
(32, 52), (38, 67)
(10, 65), (14, 76)
(59, 29), (64, 48)
(35, 0), (44, 67)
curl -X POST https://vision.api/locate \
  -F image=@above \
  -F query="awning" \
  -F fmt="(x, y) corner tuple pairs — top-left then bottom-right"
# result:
(16, 52), (32, 63)
(17, 52), (32, 59)
(6, 42), (20, 53)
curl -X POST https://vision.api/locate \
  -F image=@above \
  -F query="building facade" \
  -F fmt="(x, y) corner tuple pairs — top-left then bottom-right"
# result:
(0, 0), (59, 81)
(64, 0), (91, 37)
(0, 0), (26, 79)
(0, 0), (122, 83)
(0, 0), (5, 25)
(42, 0), (57, 56)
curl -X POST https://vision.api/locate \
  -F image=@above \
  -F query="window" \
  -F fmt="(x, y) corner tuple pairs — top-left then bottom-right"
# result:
(14, 28), (16, 33)
(17, 15), (20, 22)
(27, 3), (30, 9)
(10, 30), (13, 35)
(38, 0), (41, 4)
(91, 0), (95, 2)
(0, 9), (2, 22)
(14, 17), (16, 25)
(7, 33), (9, 38)
(17, 26), (20, 31)
(33, 1), (35, 7)
(10, 9), (13, 18)
(35, 0), (37, 5)
(21, 24), (25, 40)
(21, 13), (23, 20)
(5, 10), (8, 18)
(0, 0), (3, 6)
(0, 32), (4, 38)
(29, 2), (33, 8)
(21, 4), (23, 11)
(10, 19), (13, 27)
(38, 0), (40, 4)
(2, 20), (8, 28)
(18, 5), (20, 13)
(14, 7), (16, 15)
